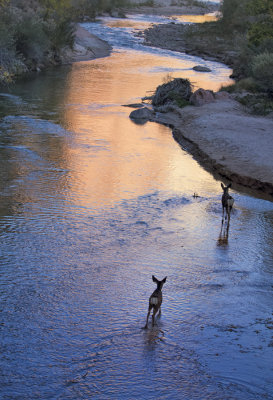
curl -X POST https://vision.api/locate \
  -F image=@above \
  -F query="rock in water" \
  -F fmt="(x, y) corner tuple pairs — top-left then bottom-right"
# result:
(129, 107), (154, 122)
(193, 65), (212, 72)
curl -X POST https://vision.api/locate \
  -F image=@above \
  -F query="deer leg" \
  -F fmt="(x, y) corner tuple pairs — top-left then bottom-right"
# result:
(222, 205), (225, 223)
(143, 304), (152, 329)
(225, 206), (229, 221)
(152, 307), (159, 326)
(226, 219), (230, 235)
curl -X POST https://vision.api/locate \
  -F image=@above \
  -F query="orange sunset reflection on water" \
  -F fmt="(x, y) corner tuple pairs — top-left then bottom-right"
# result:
(173, 13), (219, 23)
(62, 50), (233, 208)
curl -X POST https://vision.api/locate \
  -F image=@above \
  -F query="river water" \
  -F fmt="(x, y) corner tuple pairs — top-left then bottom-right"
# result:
(1, 12), (273, 400)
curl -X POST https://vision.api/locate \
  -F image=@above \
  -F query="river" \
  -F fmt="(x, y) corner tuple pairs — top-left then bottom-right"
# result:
(0, 12), (273, 400)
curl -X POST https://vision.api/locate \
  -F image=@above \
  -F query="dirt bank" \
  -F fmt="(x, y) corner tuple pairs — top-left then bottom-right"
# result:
(142, 22), (235, 68)
(60, 24), (112, 63)
(123, 2), (218, 16)
(147, 98), (273, 198)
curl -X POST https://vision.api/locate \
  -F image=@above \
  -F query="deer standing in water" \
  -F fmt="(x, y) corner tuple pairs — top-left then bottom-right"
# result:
(221, 183), (234, 222)
(143, 275), (167, 329)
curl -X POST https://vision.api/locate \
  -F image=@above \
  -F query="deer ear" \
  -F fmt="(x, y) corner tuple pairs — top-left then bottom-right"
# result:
(162, 276), (167, 283)
(227, 183), (232, 188)
(221, 183), (224, 189)
(152, 275), (158, 283)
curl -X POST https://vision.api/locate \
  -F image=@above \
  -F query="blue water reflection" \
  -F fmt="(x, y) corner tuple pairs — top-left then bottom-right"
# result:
(0, 11), (273, 400)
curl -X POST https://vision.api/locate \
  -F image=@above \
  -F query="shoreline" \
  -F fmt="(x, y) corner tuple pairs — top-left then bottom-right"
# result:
(121, 2), (218, 16)
(120, 3), (273, 200)
(142, 23), (235, 71)
(63, 1), (217, 64)
(147, 98), (273, 199)
(60, 24), (112, 64)
(70, 15), (273, 200)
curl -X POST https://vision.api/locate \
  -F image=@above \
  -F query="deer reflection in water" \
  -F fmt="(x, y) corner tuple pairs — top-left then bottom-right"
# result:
(218, 219), (230, 246)
(145, 326), (165, 344)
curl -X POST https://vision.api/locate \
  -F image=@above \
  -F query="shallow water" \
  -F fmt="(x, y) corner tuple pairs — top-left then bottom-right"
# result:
(0, 13), (273, 400)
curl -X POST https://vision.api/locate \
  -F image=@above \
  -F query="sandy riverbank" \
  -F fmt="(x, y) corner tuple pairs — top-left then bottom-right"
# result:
(147, 98), (273, 198)
(60, 24), (112, 63)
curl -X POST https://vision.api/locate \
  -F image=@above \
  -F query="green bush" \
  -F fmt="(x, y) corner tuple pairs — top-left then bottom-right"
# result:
(13, 9), (51, 62)
(220, 0), (250, 33)
(258, 38), (273, 53)
(45, 16), (75, 51)
(237, 93), (273, 115)
(247, 19), (273, 47)
(0, 6), (26, 84)
(251, 52), (273, 94)
(221, 77), (258, 93)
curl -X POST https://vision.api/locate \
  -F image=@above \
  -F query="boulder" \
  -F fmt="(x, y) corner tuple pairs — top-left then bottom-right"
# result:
(215, 91), (230, 100)
(193, 65), (212, 72)
(190, 88), (215, 106)
(129, 107), (154, 122)
(123, 103), (145, 108)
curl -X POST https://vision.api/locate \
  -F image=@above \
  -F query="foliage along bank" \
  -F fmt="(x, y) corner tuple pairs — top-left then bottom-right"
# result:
(187, 0), (273, 113)
(0, 0), (129, 85)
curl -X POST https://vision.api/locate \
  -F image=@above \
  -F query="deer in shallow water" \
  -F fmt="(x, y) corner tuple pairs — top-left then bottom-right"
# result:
(143, 275), (167, 329)
(221, 183), (234, 222)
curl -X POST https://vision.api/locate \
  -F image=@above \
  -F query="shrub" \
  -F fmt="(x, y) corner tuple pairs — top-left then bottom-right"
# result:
(45, 16), (75, 52)
(220, 0), (250, 33)
(247, 19), (273, 47)
(251, 52), (273, 94)
(0, 6), (27, 84)
(152, 78), (192, 106)
(221, 77), (258, 93)
(13, 9), (51, 62)
(237, 93), (273, 115)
